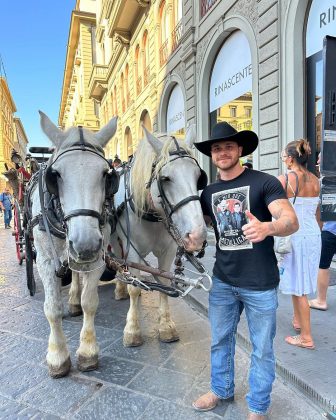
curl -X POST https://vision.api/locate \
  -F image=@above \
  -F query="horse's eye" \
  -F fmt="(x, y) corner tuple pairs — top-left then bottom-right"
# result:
(160, 176), (171, 182)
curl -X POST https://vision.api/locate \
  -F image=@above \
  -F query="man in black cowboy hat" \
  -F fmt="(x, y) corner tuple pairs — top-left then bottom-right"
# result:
(192, 122), (299, 419)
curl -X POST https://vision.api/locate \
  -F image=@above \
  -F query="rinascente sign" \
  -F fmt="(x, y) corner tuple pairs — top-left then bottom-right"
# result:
(209, 31), (252, 113)
(306, 0), (336, 57)
(167, 84), (185, 133)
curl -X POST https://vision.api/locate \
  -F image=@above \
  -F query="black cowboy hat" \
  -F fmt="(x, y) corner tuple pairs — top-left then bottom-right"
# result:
(194, 121), (258, 157)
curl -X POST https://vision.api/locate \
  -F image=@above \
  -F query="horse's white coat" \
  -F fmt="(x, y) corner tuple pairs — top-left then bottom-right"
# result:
(112, 126), (207, 346)
(32, 112), (117, 377)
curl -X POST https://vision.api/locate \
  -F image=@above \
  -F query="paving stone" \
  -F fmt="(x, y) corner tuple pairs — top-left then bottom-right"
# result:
(80, 355), (145, 386)
(20, 376), (101, 417)
(74, 386), (152, 419)
(0, 309), (44, 334)
(140, 398), (220, 419)
(103, 336), (182, 366)
(3, 336), (47, 363)
(0, 363), (48, 398)
(127, 365), (195, 403)
(161, 354), (207, 377)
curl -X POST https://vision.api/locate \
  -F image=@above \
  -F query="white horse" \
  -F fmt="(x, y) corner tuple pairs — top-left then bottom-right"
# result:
(111, 126), (208, 347)
(29, 112), (117, 378)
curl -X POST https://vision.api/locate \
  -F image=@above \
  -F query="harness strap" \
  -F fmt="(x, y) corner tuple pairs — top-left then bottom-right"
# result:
(168, 195), (200, 217)
(63, 209), (105, 224)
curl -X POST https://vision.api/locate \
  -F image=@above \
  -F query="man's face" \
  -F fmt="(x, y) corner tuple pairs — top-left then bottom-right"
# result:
(5, 189), (10, 195)
(211, 141), (242, 171)
(219, 200), (228, 211)
(234, 203), (241, 213)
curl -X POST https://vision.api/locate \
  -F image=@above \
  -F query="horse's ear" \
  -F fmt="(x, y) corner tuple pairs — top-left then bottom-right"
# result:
(185, 123), (197, 148)
(143, 125), (163, 155)
(95, 116), (118, 147)
(39, 111), (64, 147)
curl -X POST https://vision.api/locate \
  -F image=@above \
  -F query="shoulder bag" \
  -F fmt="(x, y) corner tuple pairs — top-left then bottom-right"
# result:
(274, 171), (299, 254)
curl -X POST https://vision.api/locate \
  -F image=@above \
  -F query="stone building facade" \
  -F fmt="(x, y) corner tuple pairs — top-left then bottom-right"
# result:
(59, 0), (336, 178)
(0, 77), (17, 190)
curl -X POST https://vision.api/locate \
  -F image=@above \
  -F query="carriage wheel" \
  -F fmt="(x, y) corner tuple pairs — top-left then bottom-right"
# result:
(24, 230), (36, 296)
(13, 201), (24, 265)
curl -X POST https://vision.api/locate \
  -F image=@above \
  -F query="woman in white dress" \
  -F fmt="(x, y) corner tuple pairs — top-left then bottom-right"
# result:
(278, 139), (321, 350)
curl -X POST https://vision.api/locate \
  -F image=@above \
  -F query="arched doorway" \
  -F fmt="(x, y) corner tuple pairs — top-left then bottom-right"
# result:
(138, 109), (152, 140)
(124, 127), (133, 160)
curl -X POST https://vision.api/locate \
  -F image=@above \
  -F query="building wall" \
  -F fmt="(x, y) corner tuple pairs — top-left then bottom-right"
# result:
(13, 118), (29, 160)
(61, 0), (331, 177)
(0, 78), (17, 191)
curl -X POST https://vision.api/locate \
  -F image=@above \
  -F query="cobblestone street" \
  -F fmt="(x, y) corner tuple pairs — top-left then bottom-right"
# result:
(0, 224), (324, 419)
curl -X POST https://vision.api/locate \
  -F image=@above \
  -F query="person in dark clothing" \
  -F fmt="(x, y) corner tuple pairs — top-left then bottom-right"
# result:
(192, 122), (298, 419)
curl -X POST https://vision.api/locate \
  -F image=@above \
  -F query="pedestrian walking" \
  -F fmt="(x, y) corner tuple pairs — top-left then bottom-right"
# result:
(193, 121), (298, 419)
(0, 188), (13, 229)
(278, 139), (321, 350)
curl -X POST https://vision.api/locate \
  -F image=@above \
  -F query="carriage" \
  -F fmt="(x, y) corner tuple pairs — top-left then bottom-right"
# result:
(4, 112), (212, 377)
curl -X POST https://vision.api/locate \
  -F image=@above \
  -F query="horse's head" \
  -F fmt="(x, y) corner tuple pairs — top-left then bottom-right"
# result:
(136, 125), (207, 252)
(39, 111), (118, 265)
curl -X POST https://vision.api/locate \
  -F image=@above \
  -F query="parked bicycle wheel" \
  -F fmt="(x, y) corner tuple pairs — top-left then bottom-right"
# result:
(13, 200), (24, 265)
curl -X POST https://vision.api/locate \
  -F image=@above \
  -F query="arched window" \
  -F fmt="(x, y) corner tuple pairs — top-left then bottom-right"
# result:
(125, 64), (130, 105)
(125, 127), (133, 159)
(143, 31), (150, 87)
(138, 110), (152, 140)
(114, 85), (118, 115)
(159, 1), (169, 66)
(120, 72), (125, 113)
(135, 45), (142, 95)
(172, 0), (183, 52)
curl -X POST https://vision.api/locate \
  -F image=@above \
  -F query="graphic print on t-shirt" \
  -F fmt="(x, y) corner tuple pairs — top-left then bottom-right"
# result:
(212, 186), (252, 250)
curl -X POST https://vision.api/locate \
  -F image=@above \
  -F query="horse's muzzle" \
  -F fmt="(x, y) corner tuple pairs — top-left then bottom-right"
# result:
(69, 239), (102, 263)
(183, 226), (207, 252)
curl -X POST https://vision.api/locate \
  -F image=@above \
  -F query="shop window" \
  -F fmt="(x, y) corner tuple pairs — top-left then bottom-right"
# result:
(209, 31), (253, 181)
(166, 84), (185, 138)
(305, 0), (336, 169)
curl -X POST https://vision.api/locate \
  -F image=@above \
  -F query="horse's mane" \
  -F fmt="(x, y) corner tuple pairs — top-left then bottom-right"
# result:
(131, 134), (194, 216)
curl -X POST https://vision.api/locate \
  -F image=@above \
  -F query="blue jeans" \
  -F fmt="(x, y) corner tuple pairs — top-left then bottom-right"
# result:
(209, 276), (278, 415)
(4, 208), (12, 226)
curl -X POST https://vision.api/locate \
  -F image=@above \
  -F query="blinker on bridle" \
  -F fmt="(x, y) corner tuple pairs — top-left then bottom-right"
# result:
(45, 126), (113, 226)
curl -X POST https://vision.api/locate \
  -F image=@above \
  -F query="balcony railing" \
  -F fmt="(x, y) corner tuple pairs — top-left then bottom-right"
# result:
(136, 76), (142, 96)
(171, 20), (183, 53)
(159, 39), (169, 67)
(144, 65), (150, 87)
(201, 0), (218, 18)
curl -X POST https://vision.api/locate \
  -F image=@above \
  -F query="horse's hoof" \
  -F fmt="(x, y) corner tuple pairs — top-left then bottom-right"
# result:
(68, 304), (83, 317)
(159, 329), (180, 343)
(48, 356), (71, 378)
(77, 354), (98, 372)
(123, 332), (143, 347)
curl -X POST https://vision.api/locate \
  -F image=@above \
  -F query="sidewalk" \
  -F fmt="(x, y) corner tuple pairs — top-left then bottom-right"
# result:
(188, 234), (336, 414)
(0, 225), (325, 419)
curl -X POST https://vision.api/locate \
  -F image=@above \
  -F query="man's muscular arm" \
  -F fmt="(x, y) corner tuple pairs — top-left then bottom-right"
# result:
(242, 199), (299, 243)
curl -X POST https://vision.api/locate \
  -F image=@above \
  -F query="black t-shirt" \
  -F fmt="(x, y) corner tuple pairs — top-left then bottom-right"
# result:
(201, 169), (287, 290)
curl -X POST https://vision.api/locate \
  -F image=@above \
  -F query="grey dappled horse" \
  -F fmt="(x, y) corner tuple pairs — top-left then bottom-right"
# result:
(31, 112), (117, 377)
(111, 126), (207, 346)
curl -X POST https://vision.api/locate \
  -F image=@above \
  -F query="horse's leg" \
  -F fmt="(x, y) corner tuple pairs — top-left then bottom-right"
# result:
(76, 270), (101, 371)
(114, 279), (129, 300)
(42, 262), (71, 378)
(123, 270), (143, 347)
(157, 251), (179, 343)
(68, 271), (83, 316)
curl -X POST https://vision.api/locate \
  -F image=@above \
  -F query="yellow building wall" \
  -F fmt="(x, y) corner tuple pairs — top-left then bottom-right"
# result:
(0, 78), (17, 191)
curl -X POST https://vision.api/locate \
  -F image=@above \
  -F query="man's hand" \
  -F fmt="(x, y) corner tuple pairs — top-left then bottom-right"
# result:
(242, 211), (269, 243)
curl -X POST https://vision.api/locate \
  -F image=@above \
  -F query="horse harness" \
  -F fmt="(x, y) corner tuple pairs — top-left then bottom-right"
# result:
(145, 138), (207, 248)
(26, 127), (119, 277)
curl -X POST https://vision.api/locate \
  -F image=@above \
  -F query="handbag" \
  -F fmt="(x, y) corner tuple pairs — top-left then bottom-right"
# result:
(274, 172), (299, 254)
